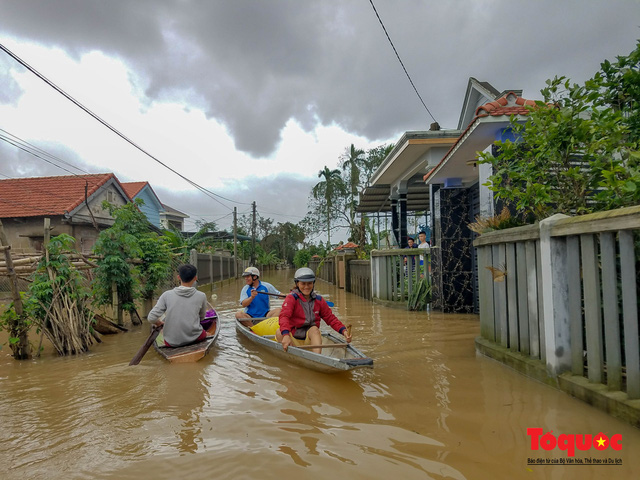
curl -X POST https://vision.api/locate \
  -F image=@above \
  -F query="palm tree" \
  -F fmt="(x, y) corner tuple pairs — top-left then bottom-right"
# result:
(162, 221), (217, 261)
(341, 144), (365, 211)
(312, 166), (344, 246)
(257, 249), (279, 267)
(341, 144), (365, 242)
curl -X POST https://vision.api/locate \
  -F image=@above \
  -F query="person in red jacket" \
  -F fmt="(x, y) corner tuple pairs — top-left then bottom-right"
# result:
(276, 267), (352, 353)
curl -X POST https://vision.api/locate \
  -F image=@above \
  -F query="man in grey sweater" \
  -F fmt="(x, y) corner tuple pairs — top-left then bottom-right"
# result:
(148, 264), (208, 347)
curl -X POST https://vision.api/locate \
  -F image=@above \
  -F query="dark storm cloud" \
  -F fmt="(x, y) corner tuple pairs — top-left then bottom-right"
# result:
(1, 0), (638, 156)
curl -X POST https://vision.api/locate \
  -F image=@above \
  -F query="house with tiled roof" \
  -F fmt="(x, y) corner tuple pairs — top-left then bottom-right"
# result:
(334, 241), (358, 252)
(0, 173), (130, 253)
(357, 78), (522, 250)
(424, 88), (538, 313)
(360, 77), (536, 314)
(120, 181), (190, 231)
(159, 203), (189, 231)
(121, 181), (164, 229)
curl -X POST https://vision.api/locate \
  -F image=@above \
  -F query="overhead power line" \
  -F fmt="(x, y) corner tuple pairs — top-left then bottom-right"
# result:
(0, 128), (92, 176)
(368, 0), (438, 124)
(0, 129), (255, 227)
(0, 42), (251, 210)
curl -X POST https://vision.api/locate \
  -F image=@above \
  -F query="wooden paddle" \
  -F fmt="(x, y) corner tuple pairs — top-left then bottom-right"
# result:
(129, 324), (162, 366)
(293, 343), (349, 349)
(256, 290), (335, 307)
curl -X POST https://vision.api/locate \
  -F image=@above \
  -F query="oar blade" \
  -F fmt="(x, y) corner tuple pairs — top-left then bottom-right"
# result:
(129, 326), (162, 366)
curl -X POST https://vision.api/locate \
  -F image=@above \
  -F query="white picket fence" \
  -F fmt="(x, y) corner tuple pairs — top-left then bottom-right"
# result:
(474, 205), (640, 400)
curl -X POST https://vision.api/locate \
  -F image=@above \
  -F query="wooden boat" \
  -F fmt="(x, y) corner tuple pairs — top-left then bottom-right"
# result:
(235, 318), (373, 373)
(93, 313), (128, 334)
(153, 315), (220, 363)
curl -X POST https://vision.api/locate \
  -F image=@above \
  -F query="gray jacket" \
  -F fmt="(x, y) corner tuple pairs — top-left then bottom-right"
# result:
(148, 286), (207, 347)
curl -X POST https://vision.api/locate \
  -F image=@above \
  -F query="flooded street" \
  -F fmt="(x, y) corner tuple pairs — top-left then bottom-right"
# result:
(1, 268), (638, 480)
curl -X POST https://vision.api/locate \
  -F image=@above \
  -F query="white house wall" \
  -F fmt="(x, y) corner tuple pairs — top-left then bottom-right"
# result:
(479, 145), (494, 218)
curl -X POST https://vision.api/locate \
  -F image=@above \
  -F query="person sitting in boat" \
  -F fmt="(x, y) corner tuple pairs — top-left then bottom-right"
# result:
(147, 264), (209, 347)
(235, 266), (282, 327)
(276, 267), (352, 354)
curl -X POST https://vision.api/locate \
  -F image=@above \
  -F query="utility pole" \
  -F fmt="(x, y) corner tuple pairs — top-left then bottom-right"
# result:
(250, 201), (257, 265)
(233, 207), (238, 277)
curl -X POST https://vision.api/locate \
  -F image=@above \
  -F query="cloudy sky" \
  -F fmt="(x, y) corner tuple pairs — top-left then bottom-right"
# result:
(0, 0), (638, 240)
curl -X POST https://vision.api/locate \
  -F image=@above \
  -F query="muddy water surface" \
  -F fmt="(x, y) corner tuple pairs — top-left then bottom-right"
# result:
(1, 269), (638, 479)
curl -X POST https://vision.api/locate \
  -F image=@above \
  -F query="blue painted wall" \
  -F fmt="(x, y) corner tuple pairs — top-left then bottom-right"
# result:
(134, 186), (162, 228)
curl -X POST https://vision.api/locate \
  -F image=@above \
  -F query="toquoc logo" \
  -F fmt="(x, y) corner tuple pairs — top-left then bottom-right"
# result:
(527, 428), (622, 458)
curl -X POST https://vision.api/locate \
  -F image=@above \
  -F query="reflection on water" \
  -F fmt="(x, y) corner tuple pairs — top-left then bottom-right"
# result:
(1, 269), (639, 480)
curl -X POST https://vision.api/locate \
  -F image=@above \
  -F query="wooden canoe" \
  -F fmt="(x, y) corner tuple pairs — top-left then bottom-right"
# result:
(235, 318), (373, 373)
(153, 316), (220, 363)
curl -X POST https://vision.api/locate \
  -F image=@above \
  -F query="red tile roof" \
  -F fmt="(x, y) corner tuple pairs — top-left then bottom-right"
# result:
(474, 92), (537, 117)
(335, 242), (359, 250)
(121, 181), (148, 200)
(0, 173), (118, 218)
(423, 92), (537, 181)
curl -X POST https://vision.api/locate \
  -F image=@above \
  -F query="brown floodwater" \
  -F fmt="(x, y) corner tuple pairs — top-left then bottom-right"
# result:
(1, 269), (638, 480)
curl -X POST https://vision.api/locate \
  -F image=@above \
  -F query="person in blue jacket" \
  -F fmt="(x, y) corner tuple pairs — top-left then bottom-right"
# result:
(235, 267), (282, 327)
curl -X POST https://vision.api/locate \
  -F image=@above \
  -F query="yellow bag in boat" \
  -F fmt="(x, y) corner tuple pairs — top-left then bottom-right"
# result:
(251, 317), (279, 336)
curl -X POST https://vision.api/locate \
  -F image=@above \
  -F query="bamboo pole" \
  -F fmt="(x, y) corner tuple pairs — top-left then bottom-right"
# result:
(0, 220), (31, 359)
(0, 261), (96, 274)
(0, 256), (41, 267)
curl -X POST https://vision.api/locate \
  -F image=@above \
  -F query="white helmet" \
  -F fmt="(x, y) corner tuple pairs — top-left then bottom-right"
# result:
(242, 266), (260, 277)
(294, 267), (316, 282)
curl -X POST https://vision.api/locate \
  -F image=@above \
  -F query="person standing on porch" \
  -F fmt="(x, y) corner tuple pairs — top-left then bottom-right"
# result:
(417, 231), (430, 249)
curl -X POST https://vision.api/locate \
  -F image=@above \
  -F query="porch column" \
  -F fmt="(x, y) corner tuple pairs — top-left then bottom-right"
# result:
(391, 196), (399, 246)
(398, 182), (408, 248)
(431, 187), (474, 313)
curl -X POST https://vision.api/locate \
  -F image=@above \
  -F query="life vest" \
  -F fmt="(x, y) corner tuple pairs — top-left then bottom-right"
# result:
(290, 291), (323, 339)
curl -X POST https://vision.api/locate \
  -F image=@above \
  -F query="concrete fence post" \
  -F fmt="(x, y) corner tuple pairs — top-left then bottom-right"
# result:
(539, 214), (571, 377)
(209, 253), (214, 284)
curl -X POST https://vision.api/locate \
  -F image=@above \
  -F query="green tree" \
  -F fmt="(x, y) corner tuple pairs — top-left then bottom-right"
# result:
(305, 143), (394, 248)
(312, 166), (345, 246)
(293, 242), (329, 268)
(363, 143), (394, 187)
(480, 41), (640, 220)
(257, 249), (279, 267)
(293, 249), (312, 268)
(93, 200), (171, 324)
(26, 234), (96, 355)
(261, 221), (305, 265)
(137, 235), (173, 314)
(162, 221), (218, 261)
(340, 144), (365, 238)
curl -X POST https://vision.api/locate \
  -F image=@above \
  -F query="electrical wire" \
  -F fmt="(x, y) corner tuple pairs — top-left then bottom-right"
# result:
(0, 134), (91, 177)
(0, 132), (120, 214)
(0, 134), (85, 177)
(0, 42), (252, 210)
(0, 170), (119, 217)
(0, 44), (312, 227)
(0, 129), (249, 225)
(0, 128), (92, 175)
(257, 208), (306, 220)
(368, 0), (438, 124)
